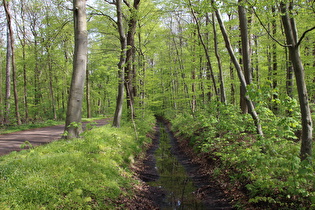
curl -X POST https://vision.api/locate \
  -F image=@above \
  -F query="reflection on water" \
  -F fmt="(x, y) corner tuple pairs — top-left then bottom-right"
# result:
(148, 123), (204, 210)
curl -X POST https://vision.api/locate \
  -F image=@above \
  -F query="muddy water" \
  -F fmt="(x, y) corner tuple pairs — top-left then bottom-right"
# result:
(148, 122), (204, 209)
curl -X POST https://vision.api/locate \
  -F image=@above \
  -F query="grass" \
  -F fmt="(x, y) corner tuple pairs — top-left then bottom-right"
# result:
(0, 117), (107, 135)
(0, 120), (63, 135)
(0, 115), (155, 209)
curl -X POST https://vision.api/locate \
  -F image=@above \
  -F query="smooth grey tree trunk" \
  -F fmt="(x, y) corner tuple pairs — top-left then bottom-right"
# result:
(238, 0), (251, 114)
(214, 6), (264, 137)
(64, 0), (87, 138)
(280, 2), (313, 161)
(124, 0), (140, 120)
(20, 0), (29, 122)
(189, 1), (219, 99)
(212, 13), (226, 104)
(86, 65), (91, 118)
(113, 0), (126, 127)
(3, 0), (21, 125)
(4, 27), (11, 125)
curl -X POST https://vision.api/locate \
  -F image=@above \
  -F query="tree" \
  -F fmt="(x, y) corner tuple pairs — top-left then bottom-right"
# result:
(3, 0), (21, 125)
(64, 0), (87, 138)
(238, 0), (251, 114)
(124, 0), (140, 120)
(213, 3), (264, 137)
(4, 21), (11, 125)
(16, 0), (29, 122)
(280, 1), (313, 160)
(188, 0), (219, 101)
(212, 13), (226, 104)
(112, 0), (127, 128)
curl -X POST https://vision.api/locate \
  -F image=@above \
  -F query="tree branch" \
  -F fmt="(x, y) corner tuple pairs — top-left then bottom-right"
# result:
(104, 0), (116, 5)
(296, 26), (315, 47)
(246, 0), (291, 47)
(123, 0), (130, 7)
(87, 4), (117, 24)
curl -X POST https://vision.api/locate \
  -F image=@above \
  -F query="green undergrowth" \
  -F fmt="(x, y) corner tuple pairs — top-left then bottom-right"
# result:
(0, 114), (155, 209)
(167, 102), (315, 209)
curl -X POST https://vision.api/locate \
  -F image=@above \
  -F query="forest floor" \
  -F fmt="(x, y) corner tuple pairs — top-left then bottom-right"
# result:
(0, 118), (241, 209)
(0, 119), (109, 156)
(127, 118), (236, 209)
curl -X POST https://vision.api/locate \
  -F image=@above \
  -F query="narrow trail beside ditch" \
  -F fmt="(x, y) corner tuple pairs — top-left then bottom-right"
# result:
(130, 117), (235, 210)
(0, 119), (109, 156)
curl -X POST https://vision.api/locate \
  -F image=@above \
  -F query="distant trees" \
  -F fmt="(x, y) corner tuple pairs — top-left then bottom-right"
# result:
(3, 0), (21, 125)
(140, 0), (314, 159)
(0, 0), (76, 124)
(213, 3), (264, 137)
(0, 0), (314, 159)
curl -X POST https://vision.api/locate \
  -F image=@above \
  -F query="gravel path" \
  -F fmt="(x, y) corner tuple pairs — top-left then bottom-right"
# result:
(0, 119), (109, 156)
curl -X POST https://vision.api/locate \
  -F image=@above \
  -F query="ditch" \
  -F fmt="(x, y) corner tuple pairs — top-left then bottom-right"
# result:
(137, 118), (234, 209)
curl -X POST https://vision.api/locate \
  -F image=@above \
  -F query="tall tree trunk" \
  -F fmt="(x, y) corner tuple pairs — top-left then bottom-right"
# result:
(285, 47), (294, 98)
(189, 2), (219, 100)
(4, 27), (11, 125)
(47, 48), (57, 120)
(212, 13), (226, 104)
(271, 6), (278, 113)
(20, 0), (29, 123)
(33, 34), (41, 119)
(124, 0), (140, 120)
(137, 23), (146, 111)
(280, 2), (312, 161)
(253, 35), (260, 85)
(238, 0), (252, 114)
(113, 0), (127, 127)
(64, 0), (87, 138)
(22, 35), (28, 122)
(3, 0), (21, 125)
(191, 29), (197, 113)
(0, 49), (3, 125)
(86, 64), (91, 118)
(28, 12), (41, 120)
(228, 14), (236, 105)
(214, 5), (264, 137)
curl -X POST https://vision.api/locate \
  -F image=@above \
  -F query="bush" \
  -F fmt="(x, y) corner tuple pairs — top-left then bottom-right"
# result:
(168, 103), (315, 209)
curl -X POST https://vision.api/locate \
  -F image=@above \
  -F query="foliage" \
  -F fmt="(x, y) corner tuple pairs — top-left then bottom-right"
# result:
(168, 102), (315, 208)
(0, 0), (315, 208)
(0, 115), (155, 209)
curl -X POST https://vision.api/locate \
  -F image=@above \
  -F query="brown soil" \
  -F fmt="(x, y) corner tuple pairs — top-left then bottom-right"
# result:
(126, 118), (238, 209)
(0, 119), (109, 156)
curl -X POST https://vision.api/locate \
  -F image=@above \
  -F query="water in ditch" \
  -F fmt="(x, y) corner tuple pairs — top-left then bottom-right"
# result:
(148, 122), (204, 209)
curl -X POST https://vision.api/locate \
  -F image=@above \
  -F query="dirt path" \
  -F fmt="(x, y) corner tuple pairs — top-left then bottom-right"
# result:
(0, 119), (109, 156)
(129, 118), (235, 209)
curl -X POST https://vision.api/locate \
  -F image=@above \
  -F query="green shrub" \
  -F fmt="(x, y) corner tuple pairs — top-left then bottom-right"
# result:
(168, 103), (315, 208)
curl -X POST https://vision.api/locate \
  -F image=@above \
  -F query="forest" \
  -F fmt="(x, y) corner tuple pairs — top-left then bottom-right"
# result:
(1, 0), (315, 209)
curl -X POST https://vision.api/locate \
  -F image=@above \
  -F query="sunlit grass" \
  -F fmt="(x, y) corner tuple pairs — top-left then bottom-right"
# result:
(0, 120), (64, 134)
(0, 115), (155, 209)
(0, 117), (110, 135)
